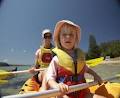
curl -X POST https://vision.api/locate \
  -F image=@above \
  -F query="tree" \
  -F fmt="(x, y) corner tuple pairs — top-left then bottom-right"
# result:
(87, 34), (101, 59)
(100, 40), (120, 58)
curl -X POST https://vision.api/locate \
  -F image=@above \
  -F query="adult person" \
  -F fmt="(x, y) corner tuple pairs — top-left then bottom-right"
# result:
(19, 29), (53, 93)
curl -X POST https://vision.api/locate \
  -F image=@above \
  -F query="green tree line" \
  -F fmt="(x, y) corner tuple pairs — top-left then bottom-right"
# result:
(86, 34), (120, 60)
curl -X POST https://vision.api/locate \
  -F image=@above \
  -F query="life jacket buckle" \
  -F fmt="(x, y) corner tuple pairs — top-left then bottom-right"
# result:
(57, 76), (66, 83)
(72, 75), (78, 82)
(57, 75), (83, 83)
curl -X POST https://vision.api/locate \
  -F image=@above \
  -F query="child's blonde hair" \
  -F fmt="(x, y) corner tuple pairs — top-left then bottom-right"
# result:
(53, 20), (81, 49)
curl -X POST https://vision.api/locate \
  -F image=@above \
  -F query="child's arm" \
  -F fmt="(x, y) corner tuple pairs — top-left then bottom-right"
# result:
(48, 79), (69, 93)
(46, 56), (69, 94)
(86, 67), (103, 84)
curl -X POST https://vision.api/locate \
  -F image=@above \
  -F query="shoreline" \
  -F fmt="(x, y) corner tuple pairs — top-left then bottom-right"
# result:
(102, 60), (120, 64)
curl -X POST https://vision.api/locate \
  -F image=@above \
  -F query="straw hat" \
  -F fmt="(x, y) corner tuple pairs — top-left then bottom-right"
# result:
(53, 20), (81, 48)
(42, 29), (51, 38)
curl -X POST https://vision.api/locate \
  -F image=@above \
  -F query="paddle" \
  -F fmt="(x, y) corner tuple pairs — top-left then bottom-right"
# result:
(0, 57), (104, 80)
(0, 70), (13, 80)
(0, 68), (45, 80)
(2, 74), (120, 98)
(0, 80), (8, 85)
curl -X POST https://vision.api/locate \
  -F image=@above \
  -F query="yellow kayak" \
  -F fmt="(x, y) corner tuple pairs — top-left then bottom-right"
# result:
(19, 77), (120, 98)
(19, 77), (41, 94)
(89, 82), (120, 98)
(86, 57), (104, 67)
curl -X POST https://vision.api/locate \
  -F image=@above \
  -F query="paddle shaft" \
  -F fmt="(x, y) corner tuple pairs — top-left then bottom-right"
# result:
(2, 75), (120, 98)
(2, 81), (98, 98)
(11, 68), (46, 74)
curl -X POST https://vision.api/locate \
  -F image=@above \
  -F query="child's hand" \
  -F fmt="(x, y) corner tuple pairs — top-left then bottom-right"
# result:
(29, 67), (36, 74)
(63, 95), (70, 98)
(57, 82), (69, 94)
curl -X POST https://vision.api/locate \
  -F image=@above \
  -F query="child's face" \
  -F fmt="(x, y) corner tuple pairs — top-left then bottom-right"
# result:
(60, 25), (77, 50)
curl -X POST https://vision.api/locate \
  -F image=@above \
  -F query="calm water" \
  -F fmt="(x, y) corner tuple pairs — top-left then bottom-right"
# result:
(0, 65), (32, 96)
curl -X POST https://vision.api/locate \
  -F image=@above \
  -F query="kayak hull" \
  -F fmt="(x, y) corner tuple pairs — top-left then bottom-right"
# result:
(89, 82), (120, 98)
(19, 77), (120, 98)
(19, 77), (40, 94)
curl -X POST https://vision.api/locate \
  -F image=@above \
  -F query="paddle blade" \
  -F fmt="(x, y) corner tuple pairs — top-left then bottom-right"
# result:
(0, 79), (8, 85)
(0, 71), (13, 80)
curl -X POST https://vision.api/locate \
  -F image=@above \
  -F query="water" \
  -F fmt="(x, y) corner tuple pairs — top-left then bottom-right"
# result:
(0, 65), (32, 96)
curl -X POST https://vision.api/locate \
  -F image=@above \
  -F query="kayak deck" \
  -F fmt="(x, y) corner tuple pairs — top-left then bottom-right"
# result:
(89, 82), (120, 98)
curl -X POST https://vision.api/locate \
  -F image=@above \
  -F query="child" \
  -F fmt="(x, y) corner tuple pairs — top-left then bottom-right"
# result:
(45, 20), (106, 98)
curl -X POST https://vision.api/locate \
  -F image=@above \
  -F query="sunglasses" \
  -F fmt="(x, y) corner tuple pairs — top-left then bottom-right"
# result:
(44, 35), (52, 39)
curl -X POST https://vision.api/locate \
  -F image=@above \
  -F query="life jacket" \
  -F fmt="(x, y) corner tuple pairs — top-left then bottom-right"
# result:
(36, 47), (53, 68)
(52, 48), (89, 98)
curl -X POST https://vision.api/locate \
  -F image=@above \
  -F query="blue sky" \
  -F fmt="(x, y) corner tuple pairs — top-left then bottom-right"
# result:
(0, 0), (120, 65)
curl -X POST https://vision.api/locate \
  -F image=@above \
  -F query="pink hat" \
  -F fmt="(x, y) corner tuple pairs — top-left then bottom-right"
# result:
(53, 20), (81, 48)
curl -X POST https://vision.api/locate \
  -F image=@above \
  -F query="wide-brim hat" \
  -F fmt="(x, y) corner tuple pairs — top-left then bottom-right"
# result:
(53, 20), (81, 48)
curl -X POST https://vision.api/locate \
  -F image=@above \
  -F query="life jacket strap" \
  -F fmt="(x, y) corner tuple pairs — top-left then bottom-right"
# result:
(33, 72), (42, 86)
(57, 74), (84, 83)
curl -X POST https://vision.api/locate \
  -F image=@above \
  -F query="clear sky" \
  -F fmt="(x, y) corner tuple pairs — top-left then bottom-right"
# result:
(0, 0), (120, 65)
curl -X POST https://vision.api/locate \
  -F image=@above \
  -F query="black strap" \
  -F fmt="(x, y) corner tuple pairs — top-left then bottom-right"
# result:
(51, 51), (56, 57)
(74, 49), (78, 76)
(33, 72), (41, 85)
(73, 49), (79, 98)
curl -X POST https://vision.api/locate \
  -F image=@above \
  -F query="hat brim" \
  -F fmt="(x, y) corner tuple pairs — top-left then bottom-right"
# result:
(53, 20), (81, 47)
